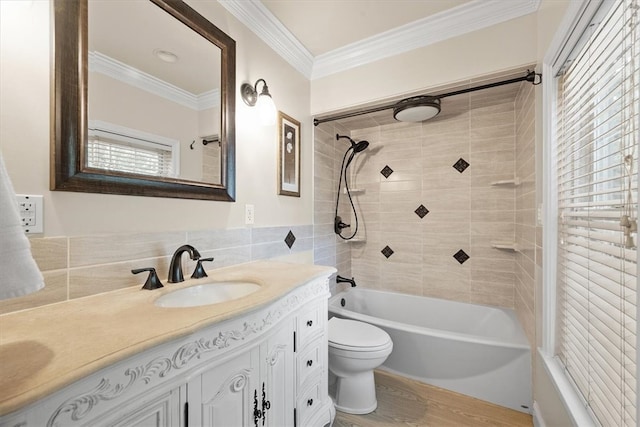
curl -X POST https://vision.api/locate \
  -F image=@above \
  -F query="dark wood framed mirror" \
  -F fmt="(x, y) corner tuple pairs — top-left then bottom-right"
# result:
(51, 0), (236, 201)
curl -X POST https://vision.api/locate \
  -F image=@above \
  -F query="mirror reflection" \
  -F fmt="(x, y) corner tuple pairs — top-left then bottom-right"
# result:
(87, 0), (222, 184)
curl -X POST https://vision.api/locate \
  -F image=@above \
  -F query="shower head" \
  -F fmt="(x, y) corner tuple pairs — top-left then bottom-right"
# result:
(336, 134), (369, 153)
(352, 140), (369, 153)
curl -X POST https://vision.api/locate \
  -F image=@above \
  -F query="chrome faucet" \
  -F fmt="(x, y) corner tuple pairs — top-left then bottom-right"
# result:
(168, 244), (201, 283)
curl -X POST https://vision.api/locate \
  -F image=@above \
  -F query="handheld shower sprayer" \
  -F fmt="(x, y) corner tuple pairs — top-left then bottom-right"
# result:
(336, 134), (369, 150)
(335, 134), (369, 240)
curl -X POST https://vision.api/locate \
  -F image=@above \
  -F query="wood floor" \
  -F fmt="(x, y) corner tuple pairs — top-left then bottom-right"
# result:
(332, 370), (533, 427)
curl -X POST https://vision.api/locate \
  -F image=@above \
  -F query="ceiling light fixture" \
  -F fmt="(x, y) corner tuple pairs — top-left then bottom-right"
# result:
(393, 96), (441, 122)
(241, 79), (277, 126)
(153, 49), (179, 63)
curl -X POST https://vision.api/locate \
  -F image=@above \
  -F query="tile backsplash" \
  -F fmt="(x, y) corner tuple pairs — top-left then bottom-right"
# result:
(0, 225), (312, 314)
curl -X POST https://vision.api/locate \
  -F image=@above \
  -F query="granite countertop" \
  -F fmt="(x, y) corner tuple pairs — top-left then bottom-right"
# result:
(0, 261), (336, 416)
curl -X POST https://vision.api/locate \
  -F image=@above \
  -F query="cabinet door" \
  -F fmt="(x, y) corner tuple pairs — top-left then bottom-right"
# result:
(261, 319), (295, 427)
(196, 347), (259, 427)
(90, 385), (184, 427)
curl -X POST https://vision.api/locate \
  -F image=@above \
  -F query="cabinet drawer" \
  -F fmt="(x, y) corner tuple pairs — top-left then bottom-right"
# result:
(296, 381), (320, 426)
(297, 303), (323, 347)
(297, 341), (323, 388)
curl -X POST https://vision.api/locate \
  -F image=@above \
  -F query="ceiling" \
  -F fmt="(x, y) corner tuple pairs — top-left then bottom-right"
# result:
(259, 0), (473, 57)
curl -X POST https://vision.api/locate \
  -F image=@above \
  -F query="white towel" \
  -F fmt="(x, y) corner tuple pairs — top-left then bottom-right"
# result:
(0, 152), (44, 299)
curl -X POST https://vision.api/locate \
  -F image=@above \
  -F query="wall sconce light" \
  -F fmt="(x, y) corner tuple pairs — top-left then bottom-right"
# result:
(241, 79), (277, 126)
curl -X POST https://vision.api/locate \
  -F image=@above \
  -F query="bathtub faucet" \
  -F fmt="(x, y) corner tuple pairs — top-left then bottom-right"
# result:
(336, 275), (357, 287)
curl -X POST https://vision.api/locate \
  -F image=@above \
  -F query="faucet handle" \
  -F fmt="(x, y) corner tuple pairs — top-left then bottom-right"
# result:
(191, 257), (214, 279)
(132, 267), (164, 290)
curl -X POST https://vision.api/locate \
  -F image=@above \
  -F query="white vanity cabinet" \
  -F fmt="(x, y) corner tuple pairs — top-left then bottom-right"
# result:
(0, 276), (333, 427)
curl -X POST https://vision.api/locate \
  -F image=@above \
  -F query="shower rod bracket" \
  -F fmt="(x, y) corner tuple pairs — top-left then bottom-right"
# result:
(313, 70), (542, 126)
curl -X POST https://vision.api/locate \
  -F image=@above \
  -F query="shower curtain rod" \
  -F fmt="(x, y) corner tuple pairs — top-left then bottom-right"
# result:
(313, 70), (542, 126)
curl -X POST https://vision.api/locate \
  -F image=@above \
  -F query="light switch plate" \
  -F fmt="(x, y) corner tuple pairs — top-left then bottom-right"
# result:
(16, 195), (44, 234)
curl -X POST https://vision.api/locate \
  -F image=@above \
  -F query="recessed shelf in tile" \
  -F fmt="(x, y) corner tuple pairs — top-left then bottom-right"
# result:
(343, 188), (365, 194)
(490, 178), (521, 186)
(343, 238), (366, 243)
(491, 241), (519, 251)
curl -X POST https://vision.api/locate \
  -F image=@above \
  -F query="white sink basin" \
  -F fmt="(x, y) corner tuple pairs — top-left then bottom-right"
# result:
(154, 281), (261, 308)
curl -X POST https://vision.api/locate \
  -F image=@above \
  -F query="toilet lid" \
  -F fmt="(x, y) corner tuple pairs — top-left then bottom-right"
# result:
(328, 318), (391, 350)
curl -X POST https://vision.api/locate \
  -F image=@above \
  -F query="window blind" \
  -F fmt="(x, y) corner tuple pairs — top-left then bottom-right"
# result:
(556, 1), (639, 426)
(87, 128), (176, 178)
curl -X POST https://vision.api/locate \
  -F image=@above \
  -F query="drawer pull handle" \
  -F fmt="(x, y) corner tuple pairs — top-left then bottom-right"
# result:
(306, 320), (313, 327)
(306, 360), (313, 367)
(307, 398), (314, 406)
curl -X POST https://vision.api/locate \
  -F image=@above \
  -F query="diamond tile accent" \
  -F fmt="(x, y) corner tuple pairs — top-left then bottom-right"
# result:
(415, 204), (429, 218)
(380, 165), (394, 179)
(284, 230), (296, 249)
(381, 245), (394, 259)
(453, 249), (470, 264)
(452, 158), (470, 173)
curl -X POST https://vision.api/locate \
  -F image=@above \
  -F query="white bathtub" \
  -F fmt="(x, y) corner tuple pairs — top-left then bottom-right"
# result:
(328, 288), (532, 413)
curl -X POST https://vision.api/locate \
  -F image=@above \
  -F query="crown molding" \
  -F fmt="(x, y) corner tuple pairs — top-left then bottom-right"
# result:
(312, 0), (541, 79)
(218, 0), (314, 78)
(219, 0), (540, 81)
(88, 51), (220, 111)
(197, 89), (220, 110)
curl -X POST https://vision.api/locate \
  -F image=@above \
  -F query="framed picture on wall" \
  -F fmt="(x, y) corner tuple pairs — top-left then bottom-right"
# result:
(277, 111), (301, 197)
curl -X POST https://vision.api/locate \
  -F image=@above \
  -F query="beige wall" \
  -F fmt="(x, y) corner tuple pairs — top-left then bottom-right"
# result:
(0, 0), (312, 237)
(310, 14), (538, 115)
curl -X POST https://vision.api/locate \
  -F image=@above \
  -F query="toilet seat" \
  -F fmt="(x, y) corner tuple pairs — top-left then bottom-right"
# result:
(328, 318), (392, 352)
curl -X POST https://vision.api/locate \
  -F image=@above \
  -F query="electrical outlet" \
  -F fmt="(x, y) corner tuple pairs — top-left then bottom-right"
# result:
(16, 195), (44, 234)
(245, 204), (255, 225)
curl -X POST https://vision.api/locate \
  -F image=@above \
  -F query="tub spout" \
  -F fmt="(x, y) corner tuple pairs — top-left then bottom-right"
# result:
(336, 275), (357, 287)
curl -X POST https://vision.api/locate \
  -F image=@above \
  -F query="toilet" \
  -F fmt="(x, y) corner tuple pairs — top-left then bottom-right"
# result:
(328, 317), (393, 414)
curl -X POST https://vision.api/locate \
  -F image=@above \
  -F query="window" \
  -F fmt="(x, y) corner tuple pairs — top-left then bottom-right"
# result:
(87, 121), (180, 178)
(554, 1), (639, 425)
